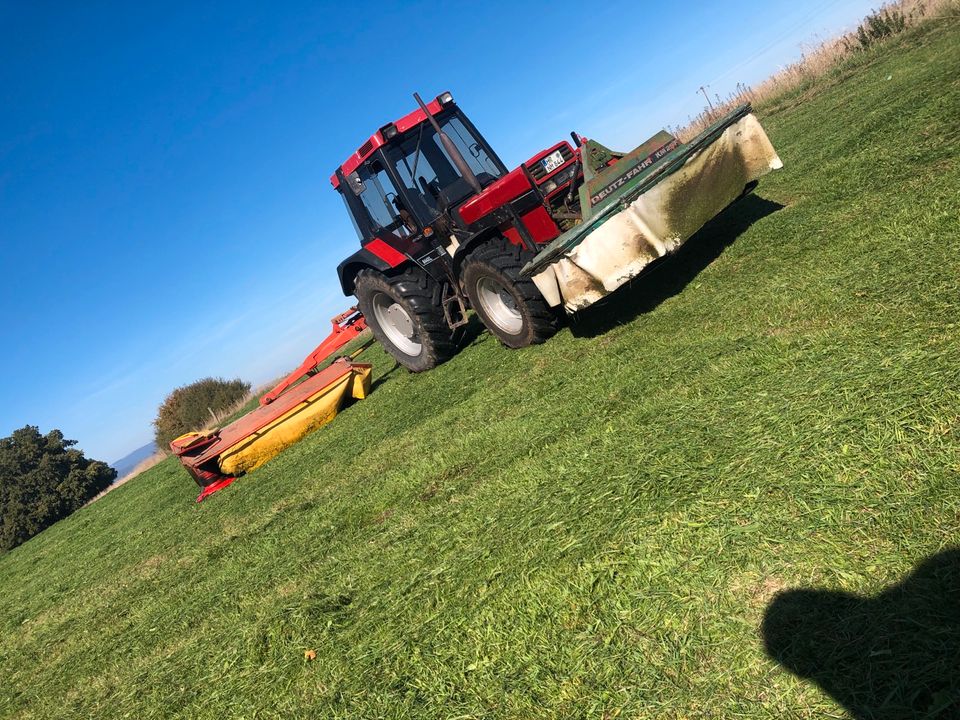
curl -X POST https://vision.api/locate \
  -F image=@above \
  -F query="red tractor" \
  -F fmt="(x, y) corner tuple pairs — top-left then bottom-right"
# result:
(332, 91), (582, 371)
(332, 91), (782, 371)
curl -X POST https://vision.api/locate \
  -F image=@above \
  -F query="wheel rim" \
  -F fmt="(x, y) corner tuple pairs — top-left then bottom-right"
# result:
(476, 277), (523, 335)
(371, 292), (422, 356)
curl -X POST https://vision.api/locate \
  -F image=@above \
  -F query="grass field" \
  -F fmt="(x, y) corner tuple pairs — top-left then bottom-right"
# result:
(2, 20), (958, 719)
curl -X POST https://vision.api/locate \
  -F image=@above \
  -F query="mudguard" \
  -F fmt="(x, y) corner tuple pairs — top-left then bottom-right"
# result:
(337, 245), (406, 295)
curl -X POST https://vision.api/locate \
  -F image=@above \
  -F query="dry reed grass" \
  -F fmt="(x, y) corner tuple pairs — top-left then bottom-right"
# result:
(678, 0), (958, 139)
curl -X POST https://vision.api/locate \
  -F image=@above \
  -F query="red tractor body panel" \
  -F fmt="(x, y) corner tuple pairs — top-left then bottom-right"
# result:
(365, 237), (408, 267)
(457, 167), (531, 224)
(504, 205), (561, 247)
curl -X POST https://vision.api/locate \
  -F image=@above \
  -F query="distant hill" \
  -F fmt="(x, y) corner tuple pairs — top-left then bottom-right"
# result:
(111, 441), (157, 479)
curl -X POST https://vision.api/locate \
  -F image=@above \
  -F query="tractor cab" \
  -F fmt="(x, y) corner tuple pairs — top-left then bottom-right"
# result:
(333, 92), (583, 290)
(333, 93), (511, 249)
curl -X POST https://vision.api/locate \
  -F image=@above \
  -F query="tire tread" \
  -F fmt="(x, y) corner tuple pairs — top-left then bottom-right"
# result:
(461, 238), (559, 347)
(355, 267), (456, 371)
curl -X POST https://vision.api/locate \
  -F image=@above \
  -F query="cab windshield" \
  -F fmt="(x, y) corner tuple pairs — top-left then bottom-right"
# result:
(387, 112), (503, 220)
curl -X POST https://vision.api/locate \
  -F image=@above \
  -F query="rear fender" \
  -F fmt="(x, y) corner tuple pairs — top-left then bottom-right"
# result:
(337, 246), (408, 295)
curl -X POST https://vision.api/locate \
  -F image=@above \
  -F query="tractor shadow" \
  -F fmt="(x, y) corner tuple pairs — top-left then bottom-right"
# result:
(368, 315), (488, 392)
(369, 362), (403, 392)
(762, 547), (960, 719)
(568, 193), (784, 338)
(455, 313), (490, 350)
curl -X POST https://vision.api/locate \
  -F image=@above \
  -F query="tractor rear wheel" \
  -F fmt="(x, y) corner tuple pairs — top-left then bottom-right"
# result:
(461, 239), (559, 349)
(354, 268), (456, 372)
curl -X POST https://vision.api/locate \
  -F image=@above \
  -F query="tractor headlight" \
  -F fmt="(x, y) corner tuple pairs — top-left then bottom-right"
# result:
(436, 91), (454, 106)
(540, 166), (576, 197)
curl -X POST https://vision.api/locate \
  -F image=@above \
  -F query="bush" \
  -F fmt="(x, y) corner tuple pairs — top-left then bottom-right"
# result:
(153, 377), (251, 449)
(851, 7), (909, 50)
(0, 426), (117, 551)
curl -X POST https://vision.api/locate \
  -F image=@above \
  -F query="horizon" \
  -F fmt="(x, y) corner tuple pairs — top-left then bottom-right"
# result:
(0, 0), (879, 463)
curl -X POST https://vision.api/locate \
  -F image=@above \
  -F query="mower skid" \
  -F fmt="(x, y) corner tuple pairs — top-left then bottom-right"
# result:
(527, 110), (782, 312)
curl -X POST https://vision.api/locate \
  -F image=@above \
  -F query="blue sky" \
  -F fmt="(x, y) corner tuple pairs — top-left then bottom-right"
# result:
(0, 0), (877, 463)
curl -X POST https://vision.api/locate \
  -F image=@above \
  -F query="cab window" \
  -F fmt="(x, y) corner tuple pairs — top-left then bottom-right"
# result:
(356, 161), (417, 238)
(392, 129), (454, 217)
(388, 113), (503, 217)
(434, 116), (501, 183)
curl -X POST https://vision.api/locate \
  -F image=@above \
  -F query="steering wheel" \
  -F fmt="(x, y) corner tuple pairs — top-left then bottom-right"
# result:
(419, 175), (441, 199)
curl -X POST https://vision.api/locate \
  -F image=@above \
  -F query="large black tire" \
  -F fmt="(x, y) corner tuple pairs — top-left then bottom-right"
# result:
(461, 238), (560, 349)
(354, 267), (456, 372)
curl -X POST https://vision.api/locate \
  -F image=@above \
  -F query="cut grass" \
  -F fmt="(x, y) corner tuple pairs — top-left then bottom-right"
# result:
(1, 20), (958, 719)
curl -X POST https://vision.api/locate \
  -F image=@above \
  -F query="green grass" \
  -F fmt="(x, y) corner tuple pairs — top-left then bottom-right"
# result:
(2, 22), (959, 719)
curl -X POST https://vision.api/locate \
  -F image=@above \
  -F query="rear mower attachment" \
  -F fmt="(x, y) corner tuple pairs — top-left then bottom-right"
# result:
(170, 311), (372, 501)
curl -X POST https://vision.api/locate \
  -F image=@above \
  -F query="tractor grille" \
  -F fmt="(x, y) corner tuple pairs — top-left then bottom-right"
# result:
(527, 144), (574, 183)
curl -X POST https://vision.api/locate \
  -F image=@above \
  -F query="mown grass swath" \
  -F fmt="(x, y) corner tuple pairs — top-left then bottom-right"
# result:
(1, 19), (958, 719)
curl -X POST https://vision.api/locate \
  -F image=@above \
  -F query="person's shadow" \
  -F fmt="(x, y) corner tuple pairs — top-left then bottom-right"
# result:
(762, 548), (960, 718)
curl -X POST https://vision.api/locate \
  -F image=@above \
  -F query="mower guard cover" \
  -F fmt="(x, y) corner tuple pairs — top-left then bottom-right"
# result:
(524, 105), (782, 311)
(171, 359), (371, 500)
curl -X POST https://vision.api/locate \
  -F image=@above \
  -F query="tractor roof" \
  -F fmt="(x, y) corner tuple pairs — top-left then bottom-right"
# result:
(330, 95), (447, 189)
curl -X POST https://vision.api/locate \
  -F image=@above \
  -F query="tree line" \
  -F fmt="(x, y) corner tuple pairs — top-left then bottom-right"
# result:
(0, 427), (115, 551)
(1, 376), (251, 551)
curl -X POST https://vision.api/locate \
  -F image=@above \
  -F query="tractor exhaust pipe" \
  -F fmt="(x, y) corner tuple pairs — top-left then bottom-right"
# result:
(413, 92), (482, 195)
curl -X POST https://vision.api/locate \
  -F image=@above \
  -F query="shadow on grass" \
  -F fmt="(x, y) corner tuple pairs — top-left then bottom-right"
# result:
(455, 313), (489, 350)
(368, 315), (490, 393)
(370, 362), (402, 392)
(569, 193), (784, 338)
(762, 547), (960, 719)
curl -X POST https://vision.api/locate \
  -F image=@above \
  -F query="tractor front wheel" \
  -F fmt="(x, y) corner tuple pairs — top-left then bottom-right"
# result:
(461, 239), (559, 349)
(354, 268), (456, 372)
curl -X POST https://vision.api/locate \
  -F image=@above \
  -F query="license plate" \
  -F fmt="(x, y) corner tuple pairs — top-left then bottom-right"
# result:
(540, 150), (565, 174)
